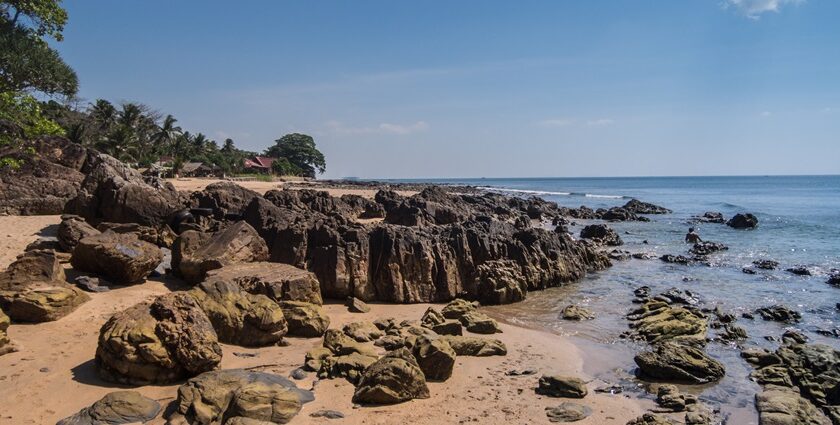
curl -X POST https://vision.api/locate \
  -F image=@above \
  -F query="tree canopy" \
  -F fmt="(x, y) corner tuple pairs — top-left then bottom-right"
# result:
(264, 133), (326, 177)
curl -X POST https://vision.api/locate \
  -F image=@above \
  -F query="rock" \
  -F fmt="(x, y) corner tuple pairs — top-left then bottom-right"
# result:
(71, 231), (163, 284)
(375, 335), (406, 350)
(342, 321), (383, 342)
(827, 273), (840, 287)
(303, 347), (333, 372)
(439, 335), (507, 356)
(190, 181), (260, 220)
(742, 267), (757, 275)
(656, 288), (700, 306)
(545, 402), (591, 423)
(579, 224), (623, 246)
(279, 301), (330, 337)
(741, 348), (782, 368)
(536, 375), (588, 398)
(684, 412), (712, 425)
(352, 348), (430, 405)
(347, 296), (370, 313)
(598, 206), (646, 222)
(0, 250), (90, 322)
(57, 215), (101, 252)
(623, 199), (672, 215)
(96, 293), (222, 385)
(169, 369), (313, 425)
(73, 275), (112, 292)
(753, 260), (779, 270)
(475, 260), (527, 305)
(756, 305), (802, 323)
(411, 335), (456, 381)
(441, 298), (478, 319)
(727, 213), (759, 229)
(310, 410), (345, 419)
(634, 341), (725, 384)
(660, 254), (695, 265)
(24, 236), (62, 252)
(0, 309), (14, 355)
(626, 413), (676, 424)
(689, 241), (728, 256)
(755, 385), (831, 425)
(691, 212), (725, 224)
(56, 391), (161, 425)
(786, 266), (812, 276)
(203, 262), (322, 305)
(459, 311), (502, 334)
(317, 352), (378, 384)
(626, 300), (707, 344)
(561, 305), (595, 321)
(96, 222), (177, 249)
(656, 384), (697, 412)
(188, 279), (288, 347)
(608, 249), (631, 261)
(322, 328), (377, 357)
(172, 221), (270, 284)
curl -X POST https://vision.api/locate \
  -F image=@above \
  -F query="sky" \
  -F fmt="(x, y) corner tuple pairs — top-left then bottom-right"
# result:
(56, 0), (839, 179)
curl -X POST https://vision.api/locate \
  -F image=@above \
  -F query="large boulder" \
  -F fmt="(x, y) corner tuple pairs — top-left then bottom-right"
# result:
(352, 348), (430, 405)
(459, 311), (502, 334)
(0, 136), (87, 215)
(634, 341), (725, 384)
(190, 182), (261, 220)
(168, 369), (314, 425)
(172, 221), (269, 284)
(203, 262), (322, 305)
(0, 250), (90, 322)
(411, 335), (456, 381)
(727, 213), (759, 229)
(57, 214), (101, 252)
(65, 150), (185, 226)
(279, 301), (329, 337)
(188, 280), (288, 347)
(0, 310), (13, 355)
(441, 298), (478, 319)
(57, 391), (162, 425)
(96, 293), (222, 385)
(71, 231), (163, 284)
(536, 375), (588, 398)
(626, 300), (707, 344)
(579, 224), (623, 246)
(755, 386), (831, 425)
(622, 199), (672, 215)
(475, 260), (527, 305)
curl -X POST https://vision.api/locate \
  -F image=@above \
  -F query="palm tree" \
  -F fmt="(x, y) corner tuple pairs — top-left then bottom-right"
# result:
(152, 114), (181, 158)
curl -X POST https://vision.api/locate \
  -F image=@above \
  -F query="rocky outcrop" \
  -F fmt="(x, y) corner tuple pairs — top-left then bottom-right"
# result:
(57, 391), (161, 425)
(64, 149), (185, 226)
(786, 266), (812, 276)
(727, 213), (758, 229)
(191, 182), (261, 220)
(279, 301), (329, 337)
(536, 375), (588, 398)
(690, 212), (725, 224)
(689, 241), (728, 257)
(756, 305), (802, 323)
(634, 341), (725, 384)
(58, 214), (100, 252)
(168, 369), (314, 425)
(172, 221), (269, 284)
(441, 298), (478, 319)
(96, 293), (222, 385)
(579, 224), (623, 246)
(755, 386), (831, 425)
(71, 231), (163, 284)
(188, 280), (288, 347)
(753, 259), (779, 270)
(622, 199), (671, 215)
(352, 348), (430, 405)
(203, 262), (322, 305)
(475, 260), (527, 305)
(626, 300), (707, 344)
(0, 136), (87, 215)
(459, 311), (501, 334)
(0, 250), (90, 322)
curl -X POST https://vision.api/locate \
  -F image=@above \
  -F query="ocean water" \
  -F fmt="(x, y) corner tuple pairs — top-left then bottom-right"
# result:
(396, 175), (840, 423)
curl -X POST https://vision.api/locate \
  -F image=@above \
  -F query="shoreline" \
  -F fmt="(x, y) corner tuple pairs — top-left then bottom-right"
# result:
(0, 213), (650, 424)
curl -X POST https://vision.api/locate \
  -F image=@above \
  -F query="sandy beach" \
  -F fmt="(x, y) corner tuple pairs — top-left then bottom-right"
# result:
(0, 183), (651, 424)
(167, 178), (418, 199)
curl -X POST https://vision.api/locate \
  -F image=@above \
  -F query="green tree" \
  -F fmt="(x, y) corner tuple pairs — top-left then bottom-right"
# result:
(1, 0), (77, 96)
(0, 91), (64, 168)
(264, 133), (325, 177)
(271, 157), (302, 176)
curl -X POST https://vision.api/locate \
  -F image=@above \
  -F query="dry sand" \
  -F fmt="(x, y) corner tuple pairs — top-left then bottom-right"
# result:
(167, 178), (417, 199)
(0, 212), (650, 424)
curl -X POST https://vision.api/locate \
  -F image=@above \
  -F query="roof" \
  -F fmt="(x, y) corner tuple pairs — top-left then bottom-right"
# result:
(245, 156), (276, 169)
(181, 162), (204, 173)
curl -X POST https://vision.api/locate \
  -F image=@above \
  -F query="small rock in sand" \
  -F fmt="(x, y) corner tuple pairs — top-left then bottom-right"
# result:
(545, 402), (591, 422)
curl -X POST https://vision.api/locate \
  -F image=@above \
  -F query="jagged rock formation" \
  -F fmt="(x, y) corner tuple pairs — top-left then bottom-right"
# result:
(70, 231), (163, 284)
(634, 341), (725, 384)
(203, 262), (322, 305)
(579, 224), (623, 246)
(172, 221), (270, 284)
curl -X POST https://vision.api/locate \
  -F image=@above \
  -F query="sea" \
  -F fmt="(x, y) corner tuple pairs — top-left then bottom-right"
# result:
(392, 175), (840, 423)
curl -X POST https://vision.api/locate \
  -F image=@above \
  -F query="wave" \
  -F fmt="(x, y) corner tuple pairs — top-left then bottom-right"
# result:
(478, 186), (627, 199)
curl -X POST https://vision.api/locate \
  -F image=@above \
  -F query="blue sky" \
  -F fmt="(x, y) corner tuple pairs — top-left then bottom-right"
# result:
(57, 0), (839, 178)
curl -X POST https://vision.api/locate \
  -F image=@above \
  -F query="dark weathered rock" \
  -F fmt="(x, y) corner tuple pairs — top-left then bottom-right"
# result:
(660, 254), (695, 265)
(439, 335), (507, 356)
(56, 391), (161, 425)
(755, 386), (831, 425)
(459, 311), (501, 334)
(203, 262), (322, 305)
(352, 348), (430, 405)
(96, 293), (222, 385)
(579, 224), (623, 246)
(786, 266), (812, 276)
(441, 298), (478, 319)
(58, 215), (101, 252)
(411, 335), (456, 381)
(0, 250), (90, 322)
(475, 259), (528, 305)
(96, 221), (177, 249)
(826, 273), (840, 287)
(172, 221), (269, 284)
(756, 305), (802, 323)
(169, 369), (314, 425)
(634, 341), (725, 384)
(727, 213), (758, 229)
(71, 231), (163, 284)
(689, 241), (728, 256)
(656, 384), (697, 412)
(623, 199), (671, 215)
(188, 279), (288, 347)
(279, 301), (329, 337)
(753, 259), (779, 270)
(690, 212), (725, 224)
(561, 305), (595, 321)
(545, 402), (591, 423)
(190, 181), (261, 220)
(347, 296), (370, 313)
(536, 375), (588, 398)
(73, 275), (112, 293)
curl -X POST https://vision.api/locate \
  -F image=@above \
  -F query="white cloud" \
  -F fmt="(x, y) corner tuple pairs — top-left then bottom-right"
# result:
(538, 118), (575, 127)
(724, 0), (805, 20)
(326, 120), (429, 136)
(585, 118), (615, 126)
